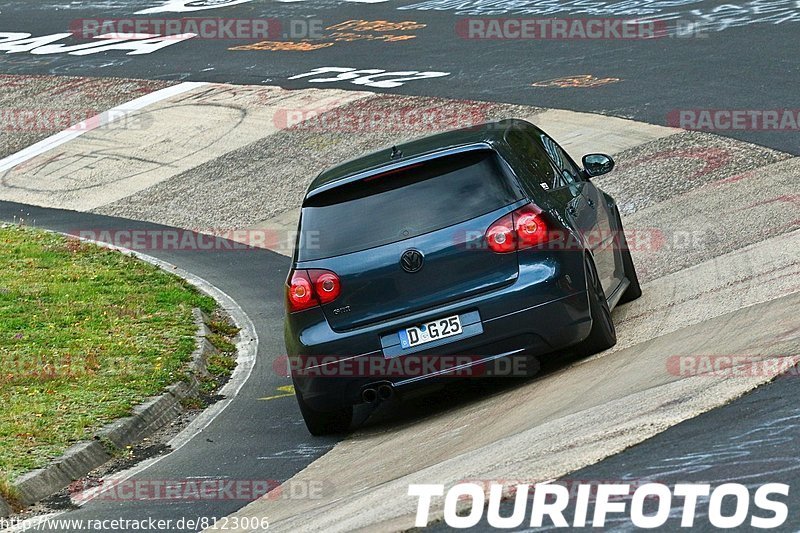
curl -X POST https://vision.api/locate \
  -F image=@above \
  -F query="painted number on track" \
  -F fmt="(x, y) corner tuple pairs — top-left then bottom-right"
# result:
(287, 67), (450, 88)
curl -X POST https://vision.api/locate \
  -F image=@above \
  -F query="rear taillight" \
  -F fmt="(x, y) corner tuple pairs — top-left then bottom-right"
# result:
(287, 269), (341, 312)
(310, 270), (341, 304)
(485, 212), (516, 253)
(288, 270), (317, 312)
(485, 204), (554, 253)
(514, 205), (552, 248)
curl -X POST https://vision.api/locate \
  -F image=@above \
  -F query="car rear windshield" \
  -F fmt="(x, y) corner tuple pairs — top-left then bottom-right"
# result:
(297, 149), (522, 261)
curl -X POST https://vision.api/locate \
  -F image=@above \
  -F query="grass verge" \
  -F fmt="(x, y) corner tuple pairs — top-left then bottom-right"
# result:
(0, 225), (217, 495)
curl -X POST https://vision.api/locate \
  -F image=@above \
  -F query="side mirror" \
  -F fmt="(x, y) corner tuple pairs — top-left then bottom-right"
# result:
(582, 153), (615, 178)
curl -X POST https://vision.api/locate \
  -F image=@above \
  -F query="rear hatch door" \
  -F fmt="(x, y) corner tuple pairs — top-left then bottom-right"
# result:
(297, 149), (524, 331)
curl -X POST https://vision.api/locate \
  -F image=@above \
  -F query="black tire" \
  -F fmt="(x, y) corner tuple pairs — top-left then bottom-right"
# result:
(578, 256), (617, 356)
(294, 387), (352, 436)
(615, 214), (642, 305)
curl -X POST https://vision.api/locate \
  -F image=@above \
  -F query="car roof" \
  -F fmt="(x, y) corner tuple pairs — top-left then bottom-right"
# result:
(306, 118), (542, 196)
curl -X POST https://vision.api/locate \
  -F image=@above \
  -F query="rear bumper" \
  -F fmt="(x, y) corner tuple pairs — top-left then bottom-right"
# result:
(289, 259), (592, 411)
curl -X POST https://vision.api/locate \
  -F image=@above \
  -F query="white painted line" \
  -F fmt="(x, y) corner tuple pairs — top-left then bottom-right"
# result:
(0, 81), (207, 173)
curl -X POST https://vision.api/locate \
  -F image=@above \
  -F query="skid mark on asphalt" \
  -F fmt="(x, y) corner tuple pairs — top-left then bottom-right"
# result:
(632, 412), (800, 483)
(0, 75), (179, 160)
(572, 413), (800, 532)
(531, 75), (621, 87)
(257, 444), (332, 461)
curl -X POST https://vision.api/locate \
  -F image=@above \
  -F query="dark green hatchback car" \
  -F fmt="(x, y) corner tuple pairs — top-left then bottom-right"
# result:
(285, 119), (641, 435)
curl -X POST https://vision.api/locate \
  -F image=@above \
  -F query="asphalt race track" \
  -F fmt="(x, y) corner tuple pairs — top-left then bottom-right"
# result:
(0, 1), (798, 532)
(427, 364), (800, 532)
(0, 0), (798, 154)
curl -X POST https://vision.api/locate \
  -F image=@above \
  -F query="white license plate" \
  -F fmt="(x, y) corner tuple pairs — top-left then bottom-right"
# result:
(399, 315), (463, 349)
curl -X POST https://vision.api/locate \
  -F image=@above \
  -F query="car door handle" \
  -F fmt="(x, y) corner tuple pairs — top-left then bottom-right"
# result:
(586, 198), (595, 208)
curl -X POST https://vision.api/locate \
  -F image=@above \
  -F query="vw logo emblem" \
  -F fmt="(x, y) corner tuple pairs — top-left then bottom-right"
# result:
(400, 249), (424, 273)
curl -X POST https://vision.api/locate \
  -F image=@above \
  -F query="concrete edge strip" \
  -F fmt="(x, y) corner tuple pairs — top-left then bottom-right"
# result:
(0, 499), (10, 521)
(0, 81), (208, 173)
(0, 229), (258, 520)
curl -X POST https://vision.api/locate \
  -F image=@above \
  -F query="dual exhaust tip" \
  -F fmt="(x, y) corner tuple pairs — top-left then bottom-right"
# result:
(361, 382), (394, 404)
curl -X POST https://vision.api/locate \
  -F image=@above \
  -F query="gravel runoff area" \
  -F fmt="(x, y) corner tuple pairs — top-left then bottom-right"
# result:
(594, 131), (794, 282)
(94, 94), (544, 228)
(98, 126), (788, 231)
(1, 75), (794, 288)
(93, 96), (794, 287)
(0, 75), (174, 159)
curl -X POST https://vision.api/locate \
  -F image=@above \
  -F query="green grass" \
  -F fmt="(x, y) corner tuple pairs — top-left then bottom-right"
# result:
(207, 333), (236, 354)
(208, 319), (240, 337)
(0, 225), (216, 490)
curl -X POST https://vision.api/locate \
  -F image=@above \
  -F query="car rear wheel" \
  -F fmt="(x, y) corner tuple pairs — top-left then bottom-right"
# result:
(578, 256), (617, 356)
(294, 387), (352, 436)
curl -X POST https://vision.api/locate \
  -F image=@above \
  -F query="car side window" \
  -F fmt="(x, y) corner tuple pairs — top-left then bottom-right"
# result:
(539, 133), (582, 188)
(506, 130), (559, 192)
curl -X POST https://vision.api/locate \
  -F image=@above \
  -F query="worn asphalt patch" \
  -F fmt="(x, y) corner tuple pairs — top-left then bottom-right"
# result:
(0, 75), (174, 159)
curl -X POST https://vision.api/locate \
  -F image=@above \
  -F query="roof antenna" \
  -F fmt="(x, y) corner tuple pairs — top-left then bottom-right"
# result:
(390, 145), (403, 159)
